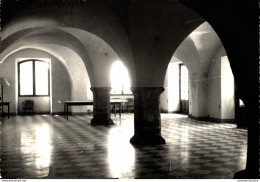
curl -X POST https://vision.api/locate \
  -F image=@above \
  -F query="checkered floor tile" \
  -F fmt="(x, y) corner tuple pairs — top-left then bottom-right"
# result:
(0, 113), (247, 179)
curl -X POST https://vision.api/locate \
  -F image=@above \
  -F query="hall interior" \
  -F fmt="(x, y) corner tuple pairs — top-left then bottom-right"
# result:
(0, 0), (258, 179)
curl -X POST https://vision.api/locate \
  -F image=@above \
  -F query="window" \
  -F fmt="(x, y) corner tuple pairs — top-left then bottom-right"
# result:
(180, 64), (188, 101)
(239, 99), (245, 107)
(110, 61), (132, 95)
(18, 60), (50, 96)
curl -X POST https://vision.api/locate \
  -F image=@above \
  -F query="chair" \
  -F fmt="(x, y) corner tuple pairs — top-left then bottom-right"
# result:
(126, 98), (134, 112)
(111, 98), (121, 117)
(0, 96), (2, 114)
(22, 100), (34, 114)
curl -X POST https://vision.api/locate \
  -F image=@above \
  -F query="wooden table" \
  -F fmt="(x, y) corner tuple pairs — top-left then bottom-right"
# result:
(61, 99), (128, 120)
(110, 99), (128, 118)
(1, 102), (11, 119)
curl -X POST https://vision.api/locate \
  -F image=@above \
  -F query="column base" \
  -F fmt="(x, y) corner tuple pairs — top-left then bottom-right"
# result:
(91, 118), (114, 125)
(130, 134), (166, 145)
(234, 170), (258, 179)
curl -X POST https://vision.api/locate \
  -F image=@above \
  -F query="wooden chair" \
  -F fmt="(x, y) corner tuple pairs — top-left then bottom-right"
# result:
(22, 100), (34, 114)
(126, 98), (134, 112)
(0, 96), (2, 114)
(111, 98), (121, 117)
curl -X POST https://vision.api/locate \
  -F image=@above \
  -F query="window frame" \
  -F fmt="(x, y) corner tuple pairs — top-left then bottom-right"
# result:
(110, 93), (133, 96)
(18, 60), (50, 97)
(110, 84), (133, 96)
(179, 64), (189, 101)
(110, 61), (132, 96)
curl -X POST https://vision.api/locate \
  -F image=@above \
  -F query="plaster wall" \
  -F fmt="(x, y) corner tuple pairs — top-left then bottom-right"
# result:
(221, 56), (235, 119)
(0, 55), (17, 114)
(173, 36), (200, 117)
(160, 67), (169, 112)
(1, 0), (134, 87)
(173, 22), (222, 118)
(169, 63), (181, 112)
(64, 28), (119, 87)
(127, 2), (203, 87)
(176, 53), (201, 117)
(160, 62), (180, 112)
(161, 38), (232, 120)
(60, 48), (89, 113)
(207, 55), (221, 119)
(188, 77), (192, 114)
(51, 56), (71, 114)
(189, 77), (199, 117)
(196, 79), (208, 117)
(18, 97), (50, 114)
(205, 46), (235, 120)
(0, 49), (71, 114)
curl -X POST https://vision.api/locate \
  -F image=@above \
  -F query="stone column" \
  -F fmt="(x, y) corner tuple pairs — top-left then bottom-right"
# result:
(130, 87), (166, 145)
(234, 99), (259, 178)
(91, 87), (114, 125)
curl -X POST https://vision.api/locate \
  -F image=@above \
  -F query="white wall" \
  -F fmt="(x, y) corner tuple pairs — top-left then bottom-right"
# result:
(61, 48), (89, 113)
(18, 97), (50, 113)
(0, 54), (17, 114)
(207, 57), (221, 119)
(160, 62), (181, 113)
(207, 47), (235, 120)
(0, 49), (72, 114)
(168, 63), (180, 112)
(161, 46), (235, 121)
(160, 66), (169, 112)
(51, 55), (71, 114)
(221, 56), (235, 119)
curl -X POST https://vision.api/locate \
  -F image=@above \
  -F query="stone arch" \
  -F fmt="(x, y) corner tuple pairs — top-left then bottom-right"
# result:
(12, 45), (87, 106)
(1, 47), (73, 114)
(1, 0), (135, 87)
(1, 28), (95, 85)
(125, 1), (204, 87)
(167, 21), (228, 118)
(179, 2), (258, 177)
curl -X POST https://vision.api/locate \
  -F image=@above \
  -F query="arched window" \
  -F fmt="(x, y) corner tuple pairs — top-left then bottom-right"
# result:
(110, 61), (131, 95)
(18, 60), (50, 96)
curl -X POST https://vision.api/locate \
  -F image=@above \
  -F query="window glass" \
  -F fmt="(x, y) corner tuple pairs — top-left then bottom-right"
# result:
(19, 60), (49, 96)
(180, 65), (188, 100)
(35, 61), (49, 95)
(19, 61), (33, 95)
(123, 81), (132, 94)
(110, 61), (132, 94)
(239, 99), (245, 107)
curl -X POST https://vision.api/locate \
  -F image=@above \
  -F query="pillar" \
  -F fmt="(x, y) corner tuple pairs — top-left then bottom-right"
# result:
(234, 98), (259, 178)
(130, 87), (166, 145)
(91, 87), (114, 125)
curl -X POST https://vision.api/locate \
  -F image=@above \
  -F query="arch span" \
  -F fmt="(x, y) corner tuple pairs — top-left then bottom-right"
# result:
(1, 0), (135, 87)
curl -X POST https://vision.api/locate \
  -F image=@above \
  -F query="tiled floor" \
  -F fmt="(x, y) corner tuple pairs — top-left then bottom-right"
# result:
(0, 113), (247, 179)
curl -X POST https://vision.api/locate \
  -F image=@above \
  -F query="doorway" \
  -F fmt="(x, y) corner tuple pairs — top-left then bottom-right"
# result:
(180, 64), (189, 114)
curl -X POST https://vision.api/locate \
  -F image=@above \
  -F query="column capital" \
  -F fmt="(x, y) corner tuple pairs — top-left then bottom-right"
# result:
(90, 87), (111, 93)
(130, 87), (164, 97)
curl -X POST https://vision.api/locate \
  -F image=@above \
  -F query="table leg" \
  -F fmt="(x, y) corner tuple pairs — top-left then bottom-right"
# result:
(1, 104), (3, 118)
(64, 104), (66, 118)
(8, 104), (10, 119)
(119, 103), (121, 119)
(114, 105), (116, 117)
(66, 105), (69, 120)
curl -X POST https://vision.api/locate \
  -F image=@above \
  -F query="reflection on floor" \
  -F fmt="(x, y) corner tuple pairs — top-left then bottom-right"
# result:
(1, 113), (247, 179)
